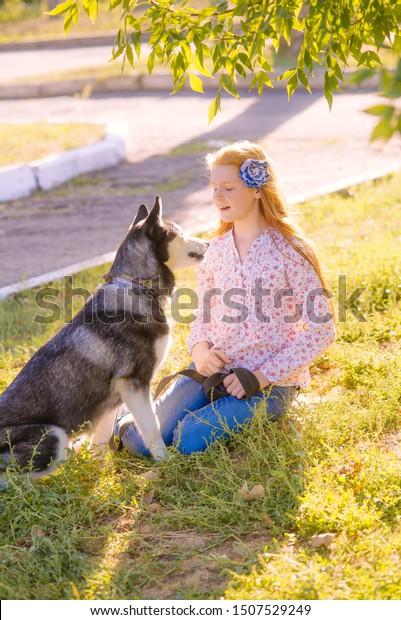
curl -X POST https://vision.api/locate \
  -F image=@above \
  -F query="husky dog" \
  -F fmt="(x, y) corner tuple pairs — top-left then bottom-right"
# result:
(0, 196), (208, 477)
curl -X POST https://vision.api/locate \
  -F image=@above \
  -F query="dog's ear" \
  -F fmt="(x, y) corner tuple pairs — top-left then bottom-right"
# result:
(145, 195), (163, 229)
(132, 203), (149, 226)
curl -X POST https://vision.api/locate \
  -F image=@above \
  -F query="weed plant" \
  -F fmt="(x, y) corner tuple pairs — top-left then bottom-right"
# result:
(1, 173), (401, 599)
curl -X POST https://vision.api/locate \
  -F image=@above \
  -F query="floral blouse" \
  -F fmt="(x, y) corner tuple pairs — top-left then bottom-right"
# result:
(187, 227), (336, 388)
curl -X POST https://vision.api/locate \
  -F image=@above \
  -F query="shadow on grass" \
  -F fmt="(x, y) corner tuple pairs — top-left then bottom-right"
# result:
(89, 406), (308, 600)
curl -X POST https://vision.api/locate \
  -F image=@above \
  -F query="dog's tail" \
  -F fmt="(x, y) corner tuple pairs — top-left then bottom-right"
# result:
(0, 424), (69, 478)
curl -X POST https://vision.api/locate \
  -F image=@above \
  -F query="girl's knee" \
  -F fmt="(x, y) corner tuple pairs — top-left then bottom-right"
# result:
(172, 411), (218, 455)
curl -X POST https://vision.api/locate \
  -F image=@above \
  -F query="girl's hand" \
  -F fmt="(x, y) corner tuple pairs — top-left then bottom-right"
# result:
(192, 345), (232, 377)
(223, 373), (245, 399)
(251, 369), (270, 390)
(223, 369), (270, 399)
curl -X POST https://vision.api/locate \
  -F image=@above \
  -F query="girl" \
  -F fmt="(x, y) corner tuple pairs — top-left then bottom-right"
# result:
(116, 141), (336, 456)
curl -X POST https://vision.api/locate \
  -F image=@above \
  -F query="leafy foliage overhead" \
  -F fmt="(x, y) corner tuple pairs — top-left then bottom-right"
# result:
(49, 0), (401, 136)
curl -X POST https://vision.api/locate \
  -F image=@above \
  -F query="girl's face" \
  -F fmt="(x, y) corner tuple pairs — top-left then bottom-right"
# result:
(210, 164), (261, 224)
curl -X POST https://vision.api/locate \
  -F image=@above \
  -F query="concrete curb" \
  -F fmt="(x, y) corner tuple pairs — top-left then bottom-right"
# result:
(0, 33), (134, 52)
(0, 121), (127, 202)
(1, 161), (399, 301)
(0, 70), (380, 100)
(0, 165), (37, 201)
(0, 252), (116, 301)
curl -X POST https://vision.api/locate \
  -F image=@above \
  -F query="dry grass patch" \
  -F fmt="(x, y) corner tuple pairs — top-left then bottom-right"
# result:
(0, 123), (105, 167)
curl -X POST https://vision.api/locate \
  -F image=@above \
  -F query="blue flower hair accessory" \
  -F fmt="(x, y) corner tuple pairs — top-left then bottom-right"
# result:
(239, 158), (270, 189)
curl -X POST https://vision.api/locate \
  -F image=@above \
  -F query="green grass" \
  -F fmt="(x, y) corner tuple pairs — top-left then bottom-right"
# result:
(0, 123), (105, 167)
(6, 58), (158, 86)
(0, 1), (120, 43)
(0, 0), (210, 43)
(1, 172), (401, 599)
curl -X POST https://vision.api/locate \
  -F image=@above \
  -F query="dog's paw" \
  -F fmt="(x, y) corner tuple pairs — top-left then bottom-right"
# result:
(152, 445), (169, 461)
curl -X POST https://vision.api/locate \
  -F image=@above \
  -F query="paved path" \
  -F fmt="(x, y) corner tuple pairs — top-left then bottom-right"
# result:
(1, 89), (400, 288)
(0, 46), (114, 82)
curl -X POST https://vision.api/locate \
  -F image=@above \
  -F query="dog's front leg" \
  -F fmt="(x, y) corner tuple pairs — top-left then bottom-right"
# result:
(91, 406), (120, 449)
(115, 379), (167, 459)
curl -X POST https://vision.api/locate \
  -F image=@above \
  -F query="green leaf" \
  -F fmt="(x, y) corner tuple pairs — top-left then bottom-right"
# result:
(282, 16), (293, 44)
(395, 59), (401, 82)
(193, 56), (213, 78)
(64, 5), (79, 34)
(189, 73), (204, 93)
(357, 50), (381, 69)
(82, 0), (98, 22)
(221, 74), (239, 98)
(110, 45), (125, 61)
(292, 17), (303, 33)
(171, 30), (186, 42)
(277, 6), (291, 19)
(131, 32), (142, 59)
(257, 74), (264, 97)
(64, 12), (73, 34)
(199, 5), (217, 19)
(340, 7), (350, 29)
(346, 67), (372, 85)
(235, 62), (247, 79)
(260, 58), (273, 72)
(117, 28), (125, 47)
(172, 53), (185, 81)
(214, 54), (226, 72)
(147, 52), (155, 75)
(261, 72), (273, 88)
(324, 71), (333, 109)
(327, 56), (343, 81)
(238, 53), (251, 70)
(381, 68), (401, 99)
(371, 117), (395, 142)
(394, 34), (401, 55)
(109, 0), (123, 9)
(171, 75), (188, 95)
(126, 14), (141, 30)
(364, 105), (395, 119)
(367, 50), (382, 65)
(126, 44), (134, 68)
(233, 1), (248, 17)
(193, 33), (203, 62)
(276, 68), (297, 82)
(45, 0), (74, 16)
(303, 50), (314, 75)
(208, 92), (221, 124)
(72, 4), (79, 25)
(287, 72), (298, 99)
(332, 41), (347, 65)
(213, 23), (224, 35)
(153, 44), (163, 60)
(297, 68), (311, 93)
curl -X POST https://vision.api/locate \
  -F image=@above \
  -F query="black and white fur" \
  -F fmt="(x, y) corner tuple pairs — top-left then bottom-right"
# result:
(0, 196), (208, 477)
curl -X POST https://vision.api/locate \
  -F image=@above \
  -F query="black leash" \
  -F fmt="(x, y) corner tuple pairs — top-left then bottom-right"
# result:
(111, 368), (265, 452)
(153, 367), (261, 401)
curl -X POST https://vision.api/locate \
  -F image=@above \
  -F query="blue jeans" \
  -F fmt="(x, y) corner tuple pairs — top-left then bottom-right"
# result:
(121, 364), (300, 456)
